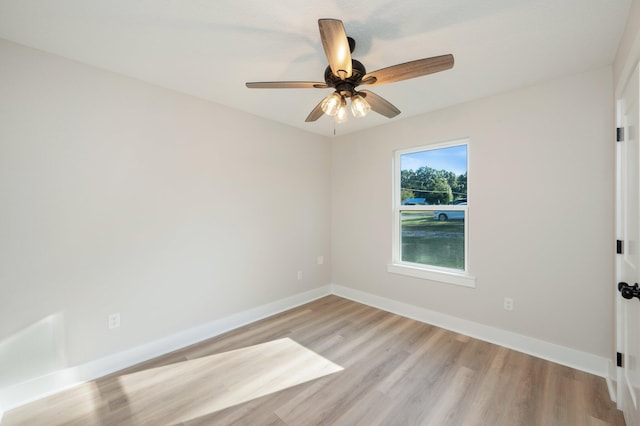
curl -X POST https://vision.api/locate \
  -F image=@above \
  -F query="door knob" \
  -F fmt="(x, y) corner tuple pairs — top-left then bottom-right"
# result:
(618, 282), (640, 300)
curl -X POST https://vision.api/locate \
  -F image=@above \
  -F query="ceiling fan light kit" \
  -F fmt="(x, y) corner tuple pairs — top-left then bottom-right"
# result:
(246, 18), (454, 124)
(321, 91), (371, 121)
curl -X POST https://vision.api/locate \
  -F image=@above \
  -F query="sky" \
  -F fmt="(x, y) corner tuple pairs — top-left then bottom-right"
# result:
(401, 144), (467, 175)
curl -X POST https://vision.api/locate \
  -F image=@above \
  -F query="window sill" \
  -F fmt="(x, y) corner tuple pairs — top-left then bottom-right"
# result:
(387, 263), (476, 288)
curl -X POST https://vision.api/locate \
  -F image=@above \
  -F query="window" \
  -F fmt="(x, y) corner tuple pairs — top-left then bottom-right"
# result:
(388, 140), (475, 287)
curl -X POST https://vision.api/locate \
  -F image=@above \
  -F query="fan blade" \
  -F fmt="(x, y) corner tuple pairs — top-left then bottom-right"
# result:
(246, 81), (328, 89)
(318, 19), (352, 79)
(305, 100), (325, 122)
(360, 90), (401, 118)
(362, 54), (454, 86)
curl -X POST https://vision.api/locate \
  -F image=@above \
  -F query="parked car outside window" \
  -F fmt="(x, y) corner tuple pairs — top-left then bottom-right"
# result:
(434, 202), (466, 221)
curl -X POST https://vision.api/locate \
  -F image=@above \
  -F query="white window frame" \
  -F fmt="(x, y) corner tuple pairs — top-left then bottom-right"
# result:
(388, 139), (476, 288)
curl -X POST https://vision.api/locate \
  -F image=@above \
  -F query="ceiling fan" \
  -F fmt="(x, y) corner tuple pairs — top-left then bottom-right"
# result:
(246, 19), (454, 123)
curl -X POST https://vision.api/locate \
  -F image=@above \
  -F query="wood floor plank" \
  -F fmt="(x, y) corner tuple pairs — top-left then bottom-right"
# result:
(3, 295), (625, 425)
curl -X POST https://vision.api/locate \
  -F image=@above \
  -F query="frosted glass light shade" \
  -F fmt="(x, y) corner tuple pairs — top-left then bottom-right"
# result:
(320, 92), (342, 116)
(350, 93), (370, 118)
(335, 98), (348, 123)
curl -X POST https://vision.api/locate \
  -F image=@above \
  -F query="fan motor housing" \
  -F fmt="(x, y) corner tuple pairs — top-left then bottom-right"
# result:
(324, 59), (367, 97)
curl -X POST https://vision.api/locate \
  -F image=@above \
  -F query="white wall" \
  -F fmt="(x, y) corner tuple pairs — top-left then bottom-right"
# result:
(331, 66), (615, 358)
(0, 39), (331, 374)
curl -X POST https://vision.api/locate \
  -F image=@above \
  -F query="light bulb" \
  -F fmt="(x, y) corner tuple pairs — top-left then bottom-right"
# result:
(350, 93), (371, 118)
(321, 92), (342, 116)
(335, 97), (348, 123)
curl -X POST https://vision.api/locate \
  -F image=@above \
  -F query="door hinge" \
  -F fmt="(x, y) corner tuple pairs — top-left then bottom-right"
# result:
(617, 127), (624, 142)
(617, 352), (624, 367)
(617, 240), (624, 254)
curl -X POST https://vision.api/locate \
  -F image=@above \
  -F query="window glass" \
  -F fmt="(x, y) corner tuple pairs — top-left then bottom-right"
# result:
(400, 211), (465, 269)
(400, 145), (467, 206)
(395, 142), (468, 273)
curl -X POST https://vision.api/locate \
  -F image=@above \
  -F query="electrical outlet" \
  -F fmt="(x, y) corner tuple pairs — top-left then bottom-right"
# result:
(108, 313), (121, 329)
(297, 271), (303, 280)
(317, 256), (324, 265)
(503, 298), (514, 311)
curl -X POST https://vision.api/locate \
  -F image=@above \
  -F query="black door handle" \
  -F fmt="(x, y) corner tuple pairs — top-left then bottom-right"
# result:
(618, 282), (640, 300)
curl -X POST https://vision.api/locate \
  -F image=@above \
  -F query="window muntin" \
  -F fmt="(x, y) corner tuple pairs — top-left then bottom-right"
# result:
(392, 141), (470, 280)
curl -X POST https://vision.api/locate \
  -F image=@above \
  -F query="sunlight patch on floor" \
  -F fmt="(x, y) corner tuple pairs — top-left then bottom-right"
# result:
(114, 337), (343, 424)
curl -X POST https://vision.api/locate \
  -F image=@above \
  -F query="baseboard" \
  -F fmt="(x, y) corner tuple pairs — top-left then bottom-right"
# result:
(330, 284), (611, 379)
(0, 285), (332, 412)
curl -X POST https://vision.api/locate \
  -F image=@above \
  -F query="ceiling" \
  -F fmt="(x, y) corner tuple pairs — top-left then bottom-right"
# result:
(0, 0), (632, 137)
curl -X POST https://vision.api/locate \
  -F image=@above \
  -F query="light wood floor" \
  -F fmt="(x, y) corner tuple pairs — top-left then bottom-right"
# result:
(4, 295), (625, 425)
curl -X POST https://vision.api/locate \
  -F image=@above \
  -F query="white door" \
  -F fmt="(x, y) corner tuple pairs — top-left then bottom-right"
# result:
(617, 63), (640, 426)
